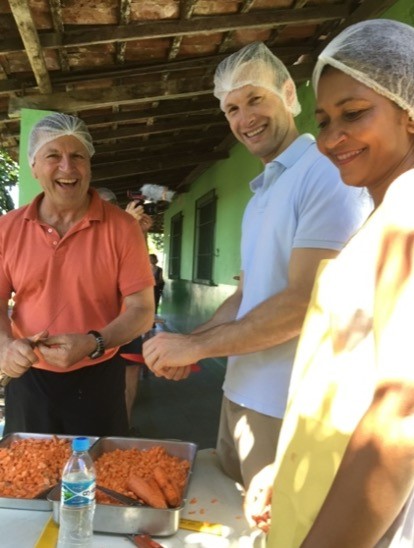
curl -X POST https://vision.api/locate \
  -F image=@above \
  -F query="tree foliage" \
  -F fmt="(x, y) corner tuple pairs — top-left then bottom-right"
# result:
(149, 232), (164, 252)
(0, 149), (17, 214)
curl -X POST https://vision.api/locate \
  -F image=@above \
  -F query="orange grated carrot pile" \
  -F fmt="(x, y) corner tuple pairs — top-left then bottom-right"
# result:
(0, 437), (71, 499)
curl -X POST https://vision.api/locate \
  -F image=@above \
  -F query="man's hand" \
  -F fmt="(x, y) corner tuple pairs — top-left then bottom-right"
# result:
(143, 332), (201, 373)
(125, 201), (144, 221)
(0, 331), (48, 378)
(37, 333), (97, 368)
(244, 464), (274, 533)
(151, 365), (192, 381)
(125, 202), (153, 233)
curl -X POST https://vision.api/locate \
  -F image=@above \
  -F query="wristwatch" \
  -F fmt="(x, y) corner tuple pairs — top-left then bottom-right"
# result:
(87, 330), (105, 359)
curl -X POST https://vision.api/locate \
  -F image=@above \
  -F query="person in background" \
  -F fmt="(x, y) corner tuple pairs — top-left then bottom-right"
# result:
(0, 113), (154, 437)
(149, 253), (164, 317)
(96, 186), (153, 428)
(143, 42), (371, 490)
(246, 19), (414, 548)
(96, 186), (153, 233)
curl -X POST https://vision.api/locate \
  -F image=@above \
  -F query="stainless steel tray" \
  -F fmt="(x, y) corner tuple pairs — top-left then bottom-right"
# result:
(48, 437), (198, 536)
(0, 433), (99, 511)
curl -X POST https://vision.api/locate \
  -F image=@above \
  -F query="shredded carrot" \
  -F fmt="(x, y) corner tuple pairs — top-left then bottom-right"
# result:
(0, 437), (71, 498)
(94, 446), (190, 507)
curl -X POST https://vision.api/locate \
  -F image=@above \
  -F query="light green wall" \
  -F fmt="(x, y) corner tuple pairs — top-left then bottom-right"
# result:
(164, 143), (261, 284)
(161, 142), (262, 332)
(383, 0), (414, 23)
(18, 108), (54, 206)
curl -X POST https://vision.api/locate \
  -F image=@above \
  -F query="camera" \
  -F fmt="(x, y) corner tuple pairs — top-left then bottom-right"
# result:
(127, 191), (158, 216)
(142, 202), (158, 215)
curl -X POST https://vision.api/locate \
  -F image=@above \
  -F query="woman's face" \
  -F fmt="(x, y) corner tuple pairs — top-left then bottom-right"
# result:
(315, 68), (414, 206)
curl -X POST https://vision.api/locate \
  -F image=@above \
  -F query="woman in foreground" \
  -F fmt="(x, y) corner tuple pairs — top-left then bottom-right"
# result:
(247, 18), (414, 547)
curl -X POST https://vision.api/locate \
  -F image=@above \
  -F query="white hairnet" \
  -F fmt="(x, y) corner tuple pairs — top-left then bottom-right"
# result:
(96, 187), (117, 204)
(313, 19), (414, 119)
(28, 113), (95, 165)
(213, 42), (301, 116)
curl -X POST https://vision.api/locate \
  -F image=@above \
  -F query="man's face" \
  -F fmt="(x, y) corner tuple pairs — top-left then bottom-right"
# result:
(31, 135), (92, 208)
(223, 84), (295, 164)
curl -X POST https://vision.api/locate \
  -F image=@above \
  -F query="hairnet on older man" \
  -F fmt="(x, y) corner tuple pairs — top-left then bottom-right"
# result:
(312, 19), (414, 119)
(213, 41), (301, 116)
(28, 112), (95, 166)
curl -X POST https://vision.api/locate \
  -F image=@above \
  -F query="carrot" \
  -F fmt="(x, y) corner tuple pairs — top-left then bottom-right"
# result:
(94, 446), (190, 506)
(127, 474), (167, 509)
(153, 465), (181, 507)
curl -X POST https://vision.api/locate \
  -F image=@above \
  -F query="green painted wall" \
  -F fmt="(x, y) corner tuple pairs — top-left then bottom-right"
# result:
(383, 0), (414, 23)
(161, 142), (261, 333)
(161, 0), (414, 334)
(18, 108), (54, 206)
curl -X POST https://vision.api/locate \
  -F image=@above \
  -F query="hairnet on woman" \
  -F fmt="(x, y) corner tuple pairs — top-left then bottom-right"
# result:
(312, 18), (414, 119)
(249, 18), (414, 548)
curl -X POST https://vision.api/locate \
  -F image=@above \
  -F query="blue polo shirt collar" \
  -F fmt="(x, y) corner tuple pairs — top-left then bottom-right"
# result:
(250, 133), (315, 192)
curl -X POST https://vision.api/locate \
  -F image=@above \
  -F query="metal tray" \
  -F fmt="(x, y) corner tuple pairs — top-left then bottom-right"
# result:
(0, 433), (99, 511)
(48, 437), (198, 536)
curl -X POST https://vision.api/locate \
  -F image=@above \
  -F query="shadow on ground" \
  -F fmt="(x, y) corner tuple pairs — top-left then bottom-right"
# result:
(131, 358), (225, 450)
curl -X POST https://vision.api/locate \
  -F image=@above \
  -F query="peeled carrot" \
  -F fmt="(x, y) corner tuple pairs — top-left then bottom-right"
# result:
(153, 465), (181, 507)
(127, 474), (167, 509)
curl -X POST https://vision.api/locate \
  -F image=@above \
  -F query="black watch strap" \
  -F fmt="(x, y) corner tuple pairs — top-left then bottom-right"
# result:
(87, 330), (105, 359)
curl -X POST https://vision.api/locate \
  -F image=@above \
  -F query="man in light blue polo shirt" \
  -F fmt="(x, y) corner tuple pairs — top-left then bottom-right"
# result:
(143, 42), (371, 489)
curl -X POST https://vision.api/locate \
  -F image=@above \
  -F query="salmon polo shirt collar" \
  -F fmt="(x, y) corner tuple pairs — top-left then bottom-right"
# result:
(23, 188), (103, 225)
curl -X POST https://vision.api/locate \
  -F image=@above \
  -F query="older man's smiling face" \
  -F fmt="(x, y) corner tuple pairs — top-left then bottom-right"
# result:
(31, 135), (92, 209)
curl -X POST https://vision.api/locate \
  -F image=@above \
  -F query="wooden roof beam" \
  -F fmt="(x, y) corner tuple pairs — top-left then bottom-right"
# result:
(91, 150), (229, 181)
(8, 0), (52, 94)
(7, 62), (312, 117)
(0, 6), (348, 52)
(0, 44), (314, 95)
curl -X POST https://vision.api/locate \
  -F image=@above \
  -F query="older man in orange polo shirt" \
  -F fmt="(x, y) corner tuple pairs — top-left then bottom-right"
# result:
(0, 113), (154, 437)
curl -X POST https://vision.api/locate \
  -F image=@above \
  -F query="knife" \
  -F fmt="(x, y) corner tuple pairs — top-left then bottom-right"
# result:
(0, 302), (69, 387)
(96, 484), (144, 506)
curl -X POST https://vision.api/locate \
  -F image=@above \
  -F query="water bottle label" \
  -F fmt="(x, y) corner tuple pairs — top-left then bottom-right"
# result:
(61, 479), (96, 507)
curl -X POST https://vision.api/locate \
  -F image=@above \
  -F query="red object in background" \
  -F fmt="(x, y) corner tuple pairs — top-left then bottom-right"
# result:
(120, 353), (146, 364)
(120, 353), (201, 373)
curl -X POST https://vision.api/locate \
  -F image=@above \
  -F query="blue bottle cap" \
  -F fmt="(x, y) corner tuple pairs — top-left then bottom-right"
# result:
(72, 437), (90, 452)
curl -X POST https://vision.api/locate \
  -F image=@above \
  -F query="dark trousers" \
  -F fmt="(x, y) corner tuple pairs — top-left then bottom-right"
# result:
(4, 354), (128, 437)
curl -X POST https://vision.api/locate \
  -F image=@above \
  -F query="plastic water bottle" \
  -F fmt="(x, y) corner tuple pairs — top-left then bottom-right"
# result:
(57, 437), (96, 547)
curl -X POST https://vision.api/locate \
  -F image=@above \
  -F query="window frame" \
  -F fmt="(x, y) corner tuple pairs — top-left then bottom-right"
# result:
(192, 190), (217, 285)
(168, 212), (183, 279)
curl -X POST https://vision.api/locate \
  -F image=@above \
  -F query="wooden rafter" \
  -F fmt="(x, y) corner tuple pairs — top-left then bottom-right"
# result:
(7, 62), (312, 117)
(8, 0), (52, 94)
(0, 6), (348, 53)
(0, 0), (401, 210)
(48, 0), (70, 73)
